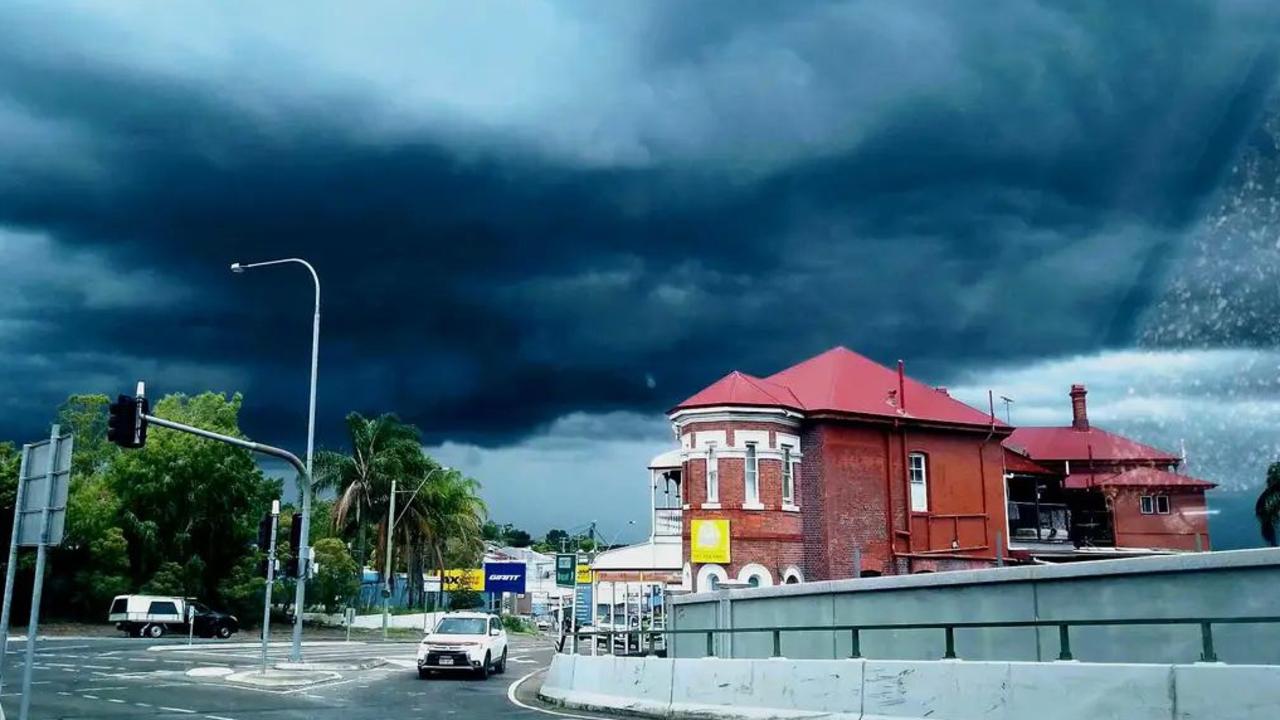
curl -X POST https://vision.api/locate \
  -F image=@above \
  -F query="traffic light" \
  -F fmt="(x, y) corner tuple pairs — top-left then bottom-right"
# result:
(107, 394), (149, 449)
(256, 512), (273, 577)
(257, 513), (273, 552)
(285, 512), (303, 577)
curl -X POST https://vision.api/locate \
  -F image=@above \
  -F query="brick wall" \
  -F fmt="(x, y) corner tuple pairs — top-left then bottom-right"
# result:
(1112, 488), (1211, 551)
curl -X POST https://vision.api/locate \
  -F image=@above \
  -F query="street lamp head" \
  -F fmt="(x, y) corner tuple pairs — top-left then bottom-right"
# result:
(230, 262), (245, 273)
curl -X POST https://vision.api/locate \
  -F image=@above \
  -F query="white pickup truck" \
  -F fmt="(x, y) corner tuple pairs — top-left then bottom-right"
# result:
(416, 612), (509, 679)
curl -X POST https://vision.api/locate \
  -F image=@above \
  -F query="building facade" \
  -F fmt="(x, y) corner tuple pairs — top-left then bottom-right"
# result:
(657, 349), (1215, 593)
(669, 347), (1012, 591)
(1003, 384), (1215, 558)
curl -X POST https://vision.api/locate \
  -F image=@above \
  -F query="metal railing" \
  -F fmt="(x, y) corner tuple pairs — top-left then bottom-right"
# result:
(566, 615), (1280, 664)
(653, 508), (682, 537)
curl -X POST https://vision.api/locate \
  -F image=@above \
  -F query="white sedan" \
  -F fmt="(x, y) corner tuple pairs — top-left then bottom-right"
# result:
(417, 612), (509, 679)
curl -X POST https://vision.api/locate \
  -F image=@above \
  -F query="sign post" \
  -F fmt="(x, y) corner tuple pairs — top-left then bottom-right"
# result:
(0, 444), (30, 704)
(187, 603), (196, 646)
(344, 607), (356, 643)
(9, 426), (73, 720)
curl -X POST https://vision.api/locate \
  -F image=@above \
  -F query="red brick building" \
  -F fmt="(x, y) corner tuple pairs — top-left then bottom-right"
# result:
(1003, 385), (1215, 557)
(664, 349), (1215, 592)
(669, 347), (1011, 591)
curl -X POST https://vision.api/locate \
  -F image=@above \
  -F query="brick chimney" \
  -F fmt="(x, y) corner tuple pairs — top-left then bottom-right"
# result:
(1070, 384), (1089, 431)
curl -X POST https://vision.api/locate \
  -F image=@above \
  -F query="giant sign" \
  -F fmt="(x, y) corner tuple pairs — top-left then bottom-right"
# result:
(483, 562), (527, 594)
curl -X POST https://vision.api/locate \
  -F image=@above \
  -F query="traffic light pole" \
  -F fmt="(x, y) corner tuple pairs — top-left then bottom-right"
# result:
(140, 413), (311, 661)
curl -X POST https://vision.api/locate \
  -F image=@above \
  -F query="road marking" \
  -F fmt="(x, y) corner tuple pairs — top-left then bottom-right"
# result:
(57, 691), (72, 696)
(108, 698), (126, 704)
(83, 664), (113, 669)
(507, 668), (610, 720)
(131, 657), (159, 662)
(159, 707), (196, 714)
(135, 702), (153, 708)
(205, 715), (237, 720)
(82, 694), (100, 700)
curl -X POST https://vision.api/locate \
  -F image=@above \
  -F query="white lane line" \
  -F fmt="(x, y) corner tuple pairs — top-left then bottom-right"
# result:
(205, 715), (237, 720)
(135, 702), (153, 708)
(82, 694), (100, 700)
(108, 698), (126, 704)
(83, 664), (113, 669)
(507, 668), (610, 720)
(57, 691), (72, 696)
(159, 707), (197, 714)
(132, 657), (159, 662)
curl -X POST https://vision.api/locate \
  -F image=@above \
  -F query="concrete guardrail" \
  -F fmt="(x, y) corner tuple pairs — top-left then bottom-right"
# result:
(540, 654), (1280, 720)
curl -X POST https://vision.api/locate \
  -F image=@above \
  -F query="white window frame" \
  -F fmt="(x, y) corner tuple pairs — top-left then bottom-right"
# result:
(908, 452), (928, 512)
(705, 444), (719, 504)
(1155, 495), (1170, 515)
(744, 442), (759, 504)
(1140, 495), (1154, 515)
(781, 445), (795, 505)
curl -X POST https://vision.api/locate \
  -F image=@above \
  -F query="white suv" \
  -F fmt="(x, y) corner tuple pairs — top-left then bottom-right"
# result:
(417, 612), (509, 679)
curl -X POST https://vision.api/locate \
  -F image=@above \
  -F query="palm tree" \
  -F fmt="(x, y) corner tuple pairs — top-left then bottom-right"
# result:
(418, 469), (487, 610)
(1257, 462), (1280, 546)
(314, 412), (428, 602)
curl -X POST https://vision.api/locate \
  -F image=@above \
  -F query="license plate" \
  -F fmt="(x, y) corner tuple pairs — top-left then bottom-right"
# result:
(438, 657), (454, 666)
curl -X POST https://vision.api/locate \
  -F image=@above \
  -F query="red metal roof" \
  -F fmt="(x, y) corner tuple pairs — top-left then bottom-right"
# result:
(1005, 426), (1180, 463)
(673, 347), (1004, 429)
(672, 370), (803, 411)
(1063, 466), (1216, 490)
(1003, 447), (1055, 475)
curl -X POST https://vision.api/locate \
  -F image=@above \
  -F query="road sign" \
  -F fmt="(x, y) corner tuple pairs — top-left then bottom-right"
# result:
(484, 562), (527, 594)
(555, 553), (575, 588)
(16, 433), (73, 547)
(576, 564), (594, 585)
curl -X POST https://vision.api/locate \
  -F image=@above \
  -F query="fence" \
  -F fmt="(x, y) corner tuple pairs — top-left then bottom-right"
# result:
(568, 614), (1280, 665)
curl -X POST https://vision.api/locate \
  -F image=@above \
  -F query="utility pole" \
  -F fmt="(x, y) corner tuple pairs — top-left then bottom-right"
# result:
(382, 477), (397, 640)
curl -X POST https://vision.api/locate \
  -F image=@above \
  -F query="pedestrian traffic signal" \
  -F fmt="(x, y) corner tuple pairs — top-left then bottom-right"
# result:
(107, 394), (149, 448)
(257, 513), (273, 552)
(285, 512), (303, 577)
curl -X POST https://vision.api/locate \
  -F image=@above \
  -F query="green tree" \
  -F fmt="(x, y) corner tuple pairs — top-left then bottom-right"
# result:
(314, 413), (426, 572)
(142, 561), (188, 595)
(311, 537), (359, 612)
(56, 394), (117, 477)
(448, 588), (483, 611)
(106, 392), (279, 605)
(1258, 462), (1280, 546)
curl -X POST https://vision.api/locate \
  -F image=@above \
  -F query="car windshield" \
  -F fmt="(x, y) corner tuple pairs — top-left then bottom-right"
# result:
(433, 618), (487, 635)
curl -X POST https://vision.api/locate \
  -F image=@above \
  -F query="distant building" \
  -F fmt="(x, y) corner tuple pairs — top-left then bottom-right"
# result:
(1003, 384), (1214, 559)
(651, 347), (1214, 593)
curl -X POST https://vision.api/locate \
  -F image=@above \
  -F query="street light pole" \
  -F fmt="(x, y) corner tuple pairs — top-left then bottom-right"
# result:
(381, 466), (449, 639)
(231, 258), (320, 663)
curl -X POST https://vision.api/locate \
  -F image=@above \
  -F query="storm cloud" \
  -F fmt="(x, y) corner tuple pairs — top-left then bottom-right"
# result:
(2, 2), (1280, 538)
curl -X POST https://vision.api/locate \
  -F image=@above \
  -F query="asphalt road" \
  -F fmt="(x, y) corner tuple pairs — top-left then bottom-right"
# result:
(0, 633), (566, 720)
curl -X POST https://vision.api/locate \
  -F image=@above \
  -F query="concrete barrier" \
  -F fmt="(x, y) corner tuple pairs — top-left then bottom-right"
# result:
(539, 655), (1280, 720)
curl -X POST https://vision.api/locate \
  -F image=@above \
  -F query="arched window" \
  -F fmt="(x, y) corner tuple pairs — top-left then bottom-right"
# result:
(780, 565), (803, 585)
(695, 564), (728, 593)
(737, 563), (773, 588)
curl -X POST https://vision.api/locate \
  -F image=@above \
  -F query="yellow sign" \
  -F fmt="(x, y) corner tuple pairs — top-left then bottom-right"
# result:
(690, 519), (730, 563)
(432, 568), (484, 591)
(576, 564), (594, 584)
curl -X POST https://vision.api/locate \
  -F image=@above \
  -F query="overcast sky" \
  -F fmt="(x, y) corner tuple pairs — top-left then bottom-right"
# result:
(3, 1), (1280, 547)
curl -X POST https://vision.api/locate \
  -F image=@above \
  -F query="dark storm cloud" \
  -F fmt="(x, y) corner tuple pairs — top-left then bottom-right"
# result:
(1, 0), (1278, 456)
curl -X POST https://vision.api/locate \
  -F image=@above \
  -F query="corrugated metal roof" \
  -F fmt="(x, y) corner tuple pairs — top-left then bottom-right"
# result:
(673, 347), (1003, 429)
(1063, 466), (1216, 490)
(1003, 446), (1056, 475)
(1005, 426), (1180, 463)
